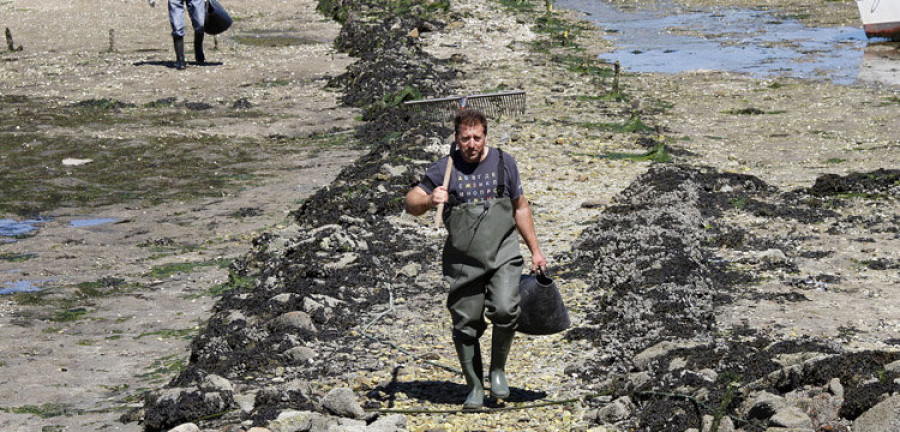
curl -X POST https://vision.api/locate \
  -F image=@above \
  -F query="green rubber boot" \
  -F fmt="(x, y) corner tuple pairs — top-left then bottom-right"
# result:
(489, 326), (515, 401)
(453, 335), (484, 410)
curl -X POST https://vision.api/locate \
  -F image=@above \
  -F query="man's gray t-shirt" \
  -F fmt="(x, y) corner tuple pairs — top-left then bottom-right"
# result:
(418, 147), (523, 205)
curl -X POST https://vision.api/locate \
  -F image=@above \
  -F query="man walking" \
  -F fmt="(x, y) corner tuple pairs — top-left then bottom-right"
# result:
(149, 0), (206, 70)
(405, 109), (546, 409)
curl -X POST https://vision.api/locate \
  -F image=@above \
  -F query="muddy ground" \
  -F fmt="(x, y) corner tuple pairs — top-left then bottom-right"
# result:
(1, 0), (898, 431)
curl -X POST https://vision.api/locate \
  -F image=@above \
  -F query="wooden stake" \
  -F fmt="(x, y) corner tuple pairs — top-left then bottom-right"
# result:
(6, 27), (18, 52)
(613, 61), (620, 94)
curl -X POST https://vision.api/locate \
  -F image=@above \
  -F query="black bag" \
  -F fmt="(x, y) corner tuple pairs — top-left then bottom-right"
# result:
(516, 269), (570, 335)
(205, 0), (233, 35)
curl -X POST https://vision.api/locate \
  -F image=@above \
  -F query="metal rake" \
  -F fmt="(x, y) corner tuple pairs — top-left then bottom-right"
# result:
(403, 90), (526, 122)
(404, 90), (527, 228)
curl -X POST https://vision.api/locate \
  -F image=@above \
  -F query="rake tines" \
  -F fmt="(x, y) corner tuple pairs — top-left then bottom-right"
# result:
(403, 90), (526, 122)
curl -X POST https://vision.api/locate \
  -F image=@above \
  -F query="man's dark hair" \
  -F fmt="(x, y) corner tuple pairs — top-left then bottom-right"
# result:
(454, 108), (488, 136)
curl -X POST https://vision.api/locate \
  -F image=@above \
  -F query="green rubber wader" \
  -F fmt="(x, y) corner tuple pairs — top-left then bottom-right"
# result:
(443, 197), (524, 341)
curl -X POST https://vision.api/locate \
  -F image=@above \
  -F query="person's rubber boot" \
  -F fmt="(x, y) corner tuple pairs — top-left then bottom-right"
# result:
(489, 326), (515, 402)
(173, 36), (186, 70)
(453, 335), (484, 410)
(194, 31), (205, 64)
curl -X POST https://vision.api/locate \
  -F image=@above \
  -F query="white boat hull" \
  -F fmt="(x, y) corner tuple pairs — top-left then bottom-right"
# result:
(856, 0), (900, 40)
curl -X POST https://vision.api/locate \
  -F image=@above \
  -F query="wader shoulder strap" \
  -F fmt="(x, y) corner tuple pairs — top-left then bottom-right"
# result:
(496, 148), (506, 198)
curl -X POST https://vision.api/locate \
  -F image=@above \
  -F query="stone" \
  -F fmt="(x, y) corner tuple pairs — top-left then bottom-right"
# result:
(828, 377), (844, 398)
(595, 396), (635, 423)
(627, 371), (651, 389)
(324, 252), (358, 270)
(272, 311), (317, 334)
(758, 248), (788, 264)
(852, 394), (900, 432)
(308, 411), (339, 432)
(381, 163), (408, 177)
(321, 387), (365, 419)
(367, 414), (407, 432)
(168, 423), (200, 432)
(698, 368), (718, 382)
(270, 293), (294, 304)
(633, 340), (702, 371)
(201, 374), (233, 393)
(234, 391), (256, 413)
(396, 262), (420, 278)
(303, 296), (333, 323)
(769, 405), (813, 429)
(327, 417), (368, 432)
(283, 346), (317, 364)
(884, 359), (900, 374)
(267, 410), (314, 432)
(668, 356), (687, 371)
(701, 415), (735, 432)
(744, 391), (787, 421)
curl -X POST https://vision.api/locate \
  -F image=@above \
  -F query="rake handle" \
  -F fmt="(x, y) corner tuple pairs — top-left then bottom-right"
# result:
(434, 154), (454, 228)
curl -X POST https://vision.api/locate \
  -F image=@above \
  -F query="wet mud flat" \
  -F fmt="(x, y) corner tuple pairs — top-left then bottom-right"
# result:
(138, 1), (899, 432)
(0, 0), (362, 430)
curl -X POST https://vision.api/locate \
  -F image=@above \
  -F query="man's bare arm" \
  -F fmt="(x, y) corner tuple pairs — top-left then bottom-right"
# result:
(513, 195), (547, 272)
(405, 186), (448, 216)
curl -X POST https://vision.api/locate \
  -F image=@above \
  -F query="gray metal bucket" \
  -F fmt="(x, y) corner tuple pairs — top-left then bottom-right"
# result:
(516, 270), (570, 335)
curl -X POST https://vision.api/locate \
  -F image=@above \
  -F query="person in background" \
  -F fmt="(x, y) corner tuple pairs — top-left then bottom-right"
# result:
(149, 0), (205, 70)
(405, 108), (546, 409)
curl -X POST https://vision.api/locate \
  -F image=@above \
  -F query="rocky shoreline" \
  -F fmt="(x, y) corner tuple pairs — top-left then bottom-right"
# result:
(136, 1), (899, 432)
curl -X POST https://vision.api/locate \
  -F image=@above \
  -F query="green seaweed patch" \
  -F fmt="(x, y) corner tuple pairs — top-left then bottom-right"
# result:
(231, 34), (321, 47)
(556, 54), (615, 78)
(145, 258), (231, 279)
(271, 131), (358, 149)
(0, 131), (291, 216)
(824, 158), (846, 164)
(0, 252), (36, 262)
(202, 270), (256, 297)
(51, 307), (90, 323)
(137, 354), (188, 383)
(142, 97), (177, 108)
(729, 196), (748, 210)
(880, 95), (900, 106)
(318, 0), (449, 23)
(578, 114), (653, 133)
(375, 0), (450, 20)
(69, 98), (136, 110)
(572, 141), (671, 163)
(134, 327), (198, 340)
(494, 0), (539, 13)
(381, 86), (423, 109)
(724, 107), (785, 115)
(75, 277), (137, 298)
(0, 94), (29, 104)
(778, 13), (811, 21)
(1, 403), (80, 419)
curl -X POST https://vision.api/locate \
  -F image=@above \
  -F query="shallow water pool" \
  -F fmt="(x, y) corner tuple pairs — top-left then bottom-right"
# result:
(558, 0), (874, 85)
(0, 218), (46, 238)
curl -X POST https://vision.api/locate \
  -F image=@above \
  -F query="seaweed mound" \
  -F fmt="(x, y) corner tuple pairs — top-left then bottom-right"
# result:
(141, 1), (457, 430)
(567, 164), (900, 431)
